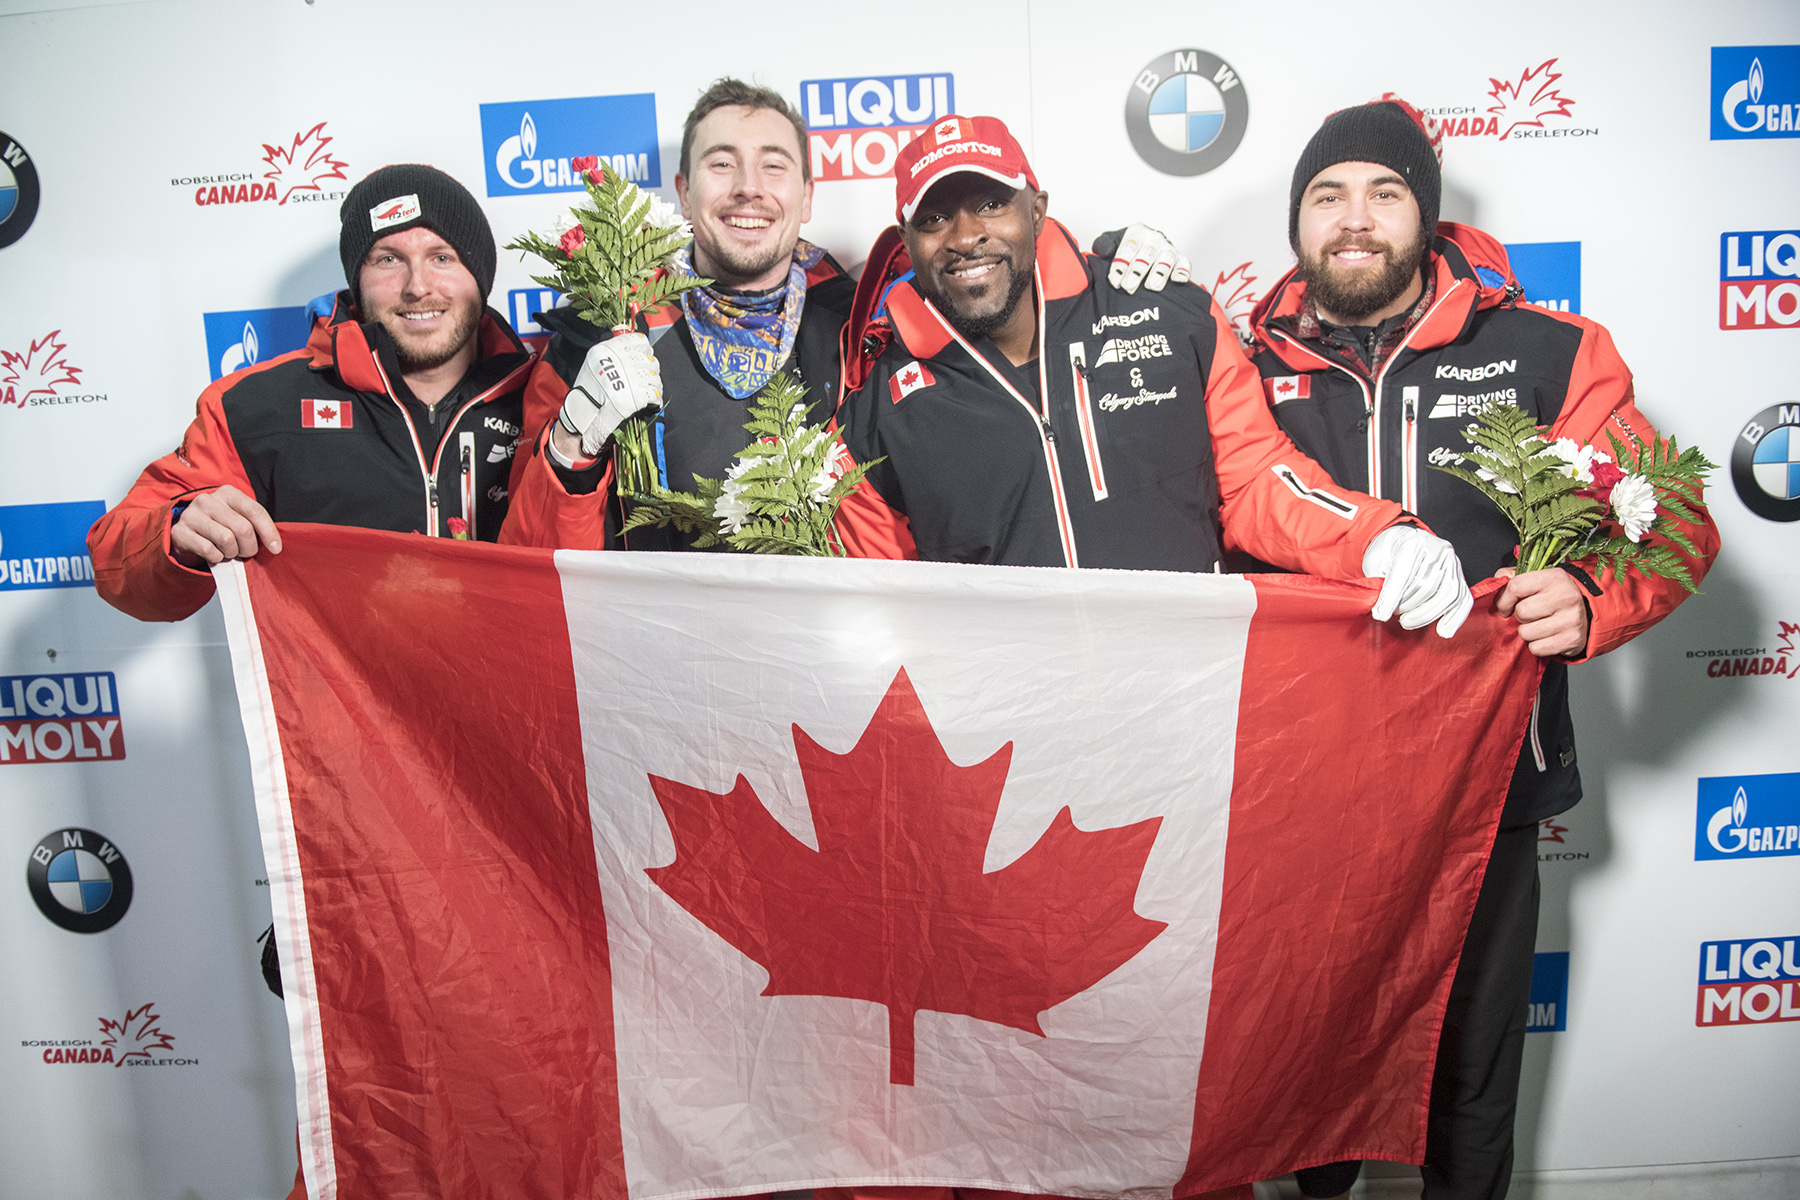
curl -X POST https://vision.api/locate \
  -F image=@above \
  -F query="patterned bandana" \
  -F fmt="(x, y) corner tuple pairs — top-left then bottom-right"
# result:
(677, 240), (827, 400)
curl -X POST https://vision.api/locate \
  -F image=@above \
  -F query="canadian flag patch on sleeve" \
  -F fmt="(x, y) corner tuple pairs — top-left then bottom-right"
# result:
(1264, 375), (1311, 404)
(889, 360), (936, 405)
(302, 399), (352, 429)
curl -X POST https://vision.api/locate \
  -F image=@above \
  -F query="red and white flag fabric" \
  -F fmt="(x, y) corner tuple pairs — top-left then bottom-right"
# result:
(217, 527), (1538, 1200)
(301, 399), (351, 428)
(889, 360), (936, 404)
(1263, 375), (1310, 404)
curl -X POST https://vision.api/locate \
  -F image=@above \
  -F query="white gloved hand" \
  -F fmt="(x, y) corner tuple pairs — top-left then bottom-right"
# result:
(558, 332), (663, 457)
(1107, 222), (1194, 294)
(1363, 525), (1474, 638)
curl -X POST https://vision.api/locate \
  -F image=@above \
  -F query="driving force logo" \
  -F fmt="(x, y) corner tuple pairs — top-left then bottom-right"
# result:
(1719, 230), (1800, 330)
(1697, 937), (1800, 1026)
(479, 95), (660, 196)
(804, 73), (955, 181)
(1125, 50), (1248, 177)
(173, 122), (349, 207)
(0, 673), (125, 765)
(1697, 773), (1800, 860)
(27, 827), (132, 933)
(1713, 47), (1800, 139)
(1422, 59), (1594, 142)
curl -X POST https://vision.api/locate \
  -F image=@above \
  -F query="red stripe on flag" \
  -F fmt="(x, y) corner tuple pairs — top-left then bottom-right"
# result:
(242, 525), (623, 1198)
(1176, 575), (1539, 1193)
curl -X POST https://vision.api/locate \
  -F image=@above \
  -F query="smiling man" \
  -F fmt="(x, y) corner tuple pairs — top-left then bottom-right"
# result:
(88, 164), (534, 621)
(832, 115), (1471, 643)
(1244, 99), (1720, 1200)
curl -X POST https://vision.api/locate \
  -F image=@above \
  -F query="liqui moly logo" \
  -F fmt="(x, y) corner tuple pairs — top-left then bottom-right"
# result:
(1696, 936), (1800, 1026)
(1719, 230), (1800, 329)
(803, 73), (955, 181)
(0, 673), (125, 765)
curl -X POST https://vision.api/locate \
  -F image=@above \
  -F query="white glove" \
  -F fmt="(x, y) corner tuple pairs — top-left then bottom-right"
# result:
(558, 332), (663, 457)
(1363, 525), (1474, 638)
(1107, 223), (1193, 294)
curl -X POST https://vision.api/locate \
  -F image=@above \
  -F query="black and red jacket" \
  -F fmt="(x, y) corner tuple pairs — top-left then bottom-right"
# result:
(1248, 221), (1721, 824)
(832, 219), (1406, 576)
(88, 293), (534, 622)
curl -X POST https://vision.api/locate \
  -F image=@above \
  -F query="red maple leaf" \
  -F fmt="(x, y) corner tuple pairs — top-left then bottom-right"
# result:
(1486, 59), (1577, 140)
(1537, 818), (1568, 844)
(316, 404), (336, 422)
(1209, 262), (1261, 346)
(647, 668), (1167, 1086)
(0, 330), (83, 407)
(1274, 379), (1296, 397)
(1778, 621), (1800, 677)
(900, 367), (920, 387)
(98, 1002), (176, 1067)
(262, 122), (349, 205)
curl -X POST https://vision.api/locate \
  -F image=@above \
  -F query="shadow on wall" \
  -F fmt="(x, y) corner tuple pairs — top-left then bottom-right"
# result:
(1515, 550), (1765, 1172)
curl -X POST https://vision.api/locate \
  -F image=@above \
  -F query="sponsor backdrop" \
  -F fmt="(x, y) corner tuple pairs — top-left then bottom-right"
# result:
(0, 0), (1793, 1196)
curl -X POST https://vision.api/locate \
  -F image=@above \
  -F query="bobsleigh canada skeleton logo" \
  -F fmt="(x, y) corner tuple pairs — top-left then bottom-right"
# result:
(173, 122), (349, 208)
(1125, 50), (1249, 176)
(1687, 620), (1800, 679)
(0, 131), (41, 248)
(1, 331), (106, 410)
(28, 1003), (197, 1066)
(1422, 59), (1593, 141)
(27, 827), (133, 933)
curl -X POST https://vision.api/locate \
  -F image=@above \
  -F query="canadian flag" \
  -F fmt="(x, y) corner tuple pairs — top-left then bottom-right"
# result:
(890, 359), (936, 405)
(301, 399), (351, 429)
(218, 528), (1536, 1200)
(1264, 375), (1310, 404)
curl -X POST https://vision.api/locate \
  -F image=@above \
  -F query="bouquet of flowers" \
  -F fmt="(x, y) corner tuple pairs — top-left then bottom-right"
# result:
(503, 158), (709, 494)
(619, 372), (880, 556)
(1431, 401), (1714, 592)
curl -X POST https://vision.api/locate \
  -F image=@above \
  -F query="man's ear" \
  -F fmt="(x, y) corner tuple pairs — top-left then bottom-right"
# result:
(1031, 188), (1049, 236)
(674, 173), (691, 219)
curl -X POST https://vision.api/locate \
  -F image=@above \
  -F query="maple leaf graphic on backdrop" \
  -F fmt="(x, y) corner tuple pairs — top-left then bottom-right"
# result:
(1779, 622), (1800, 678)
(1210, 262), (1261, 347)
(647, 668), (1167, 1086)
(98, 1003), (176, 1067)
(262, 123), (348, 206)
(0, 331), (83, 408)
(1486, 59), (1576, 141)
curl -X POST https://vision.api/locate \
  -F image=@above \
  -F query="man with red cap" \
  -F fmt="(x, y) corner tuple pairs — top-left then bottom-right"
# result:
(1246, 98), (1719, 1199)
(833, 114), (1471, 639)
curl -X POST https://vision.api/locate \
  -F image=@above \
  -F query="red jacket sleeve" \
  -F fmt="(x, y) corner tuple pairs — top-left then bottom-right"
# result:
(497, 354), (616, 551)
(1203, 297), (1410, 578)
(831, 473), (918, 560)
(86, 380), (258, 622)
(1539, 318), (1722, 660)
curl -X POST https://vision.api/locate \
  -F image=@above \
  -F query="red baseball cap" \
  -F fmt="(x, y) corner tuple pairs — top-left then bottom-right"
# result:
(893, 115), (1040, 224)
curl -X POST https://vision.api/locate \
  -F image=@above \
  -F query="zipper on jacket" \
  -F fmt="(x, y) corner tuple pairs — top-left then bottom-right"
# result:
(459, 433), (477, 539)
(1401, 387), (1420, 511)
(1529, 686), (1546, 772)
(1366, 279), (1467, 505)
(917, 273), (1080, 567)
(1268, 329), (1377, 492)
(1067, 344), (1108, 501)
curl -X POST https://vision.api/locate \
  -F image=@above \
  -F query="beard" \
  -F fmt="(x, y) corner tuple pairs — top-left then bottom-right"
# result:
(917, 255), (1035, 341)
(702, 236), (793, 286)
(381, 299), (481, 373)
(1298, 228), (1430, 322)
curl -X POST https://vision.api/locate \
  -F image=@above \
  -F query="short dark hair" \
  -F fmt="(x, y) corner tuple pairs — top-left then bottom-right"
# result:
(680, 78), (812, 182)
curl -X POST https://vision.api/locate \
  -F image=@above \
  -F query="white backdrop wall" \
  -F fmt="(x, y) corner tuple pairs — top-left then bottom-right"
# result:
(0, 2), (1795, 1197)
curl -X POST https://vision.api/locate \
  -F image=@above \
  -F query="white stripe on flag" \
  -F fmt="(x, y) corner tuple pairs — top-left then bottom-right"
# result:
(556, 552), (1256, 1200)
(216, 562), (338, 1200)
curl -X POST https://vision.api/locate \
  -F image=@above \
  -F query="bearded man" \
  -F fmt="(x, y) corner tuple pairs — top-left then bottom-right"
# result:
(1244, 98), (1719, 1200)
(89, 164), (533, 621)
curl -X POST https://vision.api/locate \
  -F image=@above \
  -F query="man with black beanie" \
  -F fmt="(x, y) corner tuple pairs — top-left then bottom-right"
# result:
(1244, 98), (1718, 1199)
(89, 163), (534, 622)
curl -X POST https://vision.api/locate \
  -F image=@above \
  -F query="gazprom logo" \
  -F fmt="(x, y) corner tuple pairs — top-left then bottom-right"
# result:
(202, 306), (311, 381)
(0, 500), (103, 591)
(1504, 241), (1581, 314)
(1696, 772), (1800, 859)
(479, 95), (660, 196)
(1712, 46), (1800, 139)
(803, 73), (955, 181)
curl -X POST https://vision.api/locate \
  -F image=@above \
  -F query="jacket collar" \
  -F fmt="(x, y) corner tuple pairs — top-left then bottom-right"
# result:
(1251, 221), (1519, 370)
(885, 217), (1091, 360)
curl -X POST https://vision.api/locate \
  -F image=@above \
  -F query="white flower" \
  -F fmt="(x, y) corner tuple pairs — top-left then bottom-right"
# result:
(808, 436), (845, 504)
(1545, 438), (1610, 484)
(713, 459), (755, 533)
(639, 189), (692, 240)
(545, 209), (579, 239)
(1609, 473), (1656, 542)
(1475, 465), (1520, 495)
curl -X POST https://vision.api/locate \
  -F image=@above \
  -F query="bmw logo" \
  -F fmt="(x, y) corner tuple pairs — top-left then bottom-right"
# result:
(1731, 403), (1800, 522)
(27, 828), (133, 933)
(0, 131), (40, 250)
(1125, 50), (1250, 177)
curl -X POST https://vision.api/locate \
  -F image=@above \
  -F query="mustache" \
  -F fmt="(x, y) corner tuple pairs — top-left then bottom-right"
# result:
(1321, 235), (1396, 256)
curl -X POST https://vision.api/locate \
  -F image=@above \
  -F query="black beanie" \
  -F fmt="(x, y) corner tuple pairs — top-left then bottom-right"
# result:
(339, 164), (497, 305)
(1288, 101), (1440, 248)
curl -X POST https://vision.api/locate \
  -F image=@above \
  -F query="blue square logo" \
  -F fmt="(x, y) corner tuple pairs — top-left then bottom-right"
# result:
(1696, 772), (1800, 859)
(1505, 241), (1581, 315)
(0, 500), (105, 590)
(1528, 951), (1569, 1032)
(479, 94), (660, 197)
(1712, 46), (1800, 139)
(202, 306), (312, 382)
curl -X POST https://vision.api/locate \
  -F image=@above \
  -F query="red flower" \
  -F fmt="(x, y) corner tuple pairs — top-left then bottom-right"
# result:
(446, 517), (470, 540)
(1589, 460), (1625, 492)
(571, 155), (599, 173)
(559, 224), (586, 256)
(585, 168), (607, 185)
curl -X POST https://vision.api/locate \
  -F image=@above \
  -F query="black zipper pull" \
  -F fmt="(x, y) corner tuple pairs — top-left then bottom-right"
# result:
(1040, 418), (1057, 444)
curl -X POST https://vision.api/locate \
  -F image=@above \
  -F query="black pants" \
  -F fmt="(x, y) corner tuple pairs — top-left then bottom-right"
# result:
(1295, 823), (1542, 1199)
